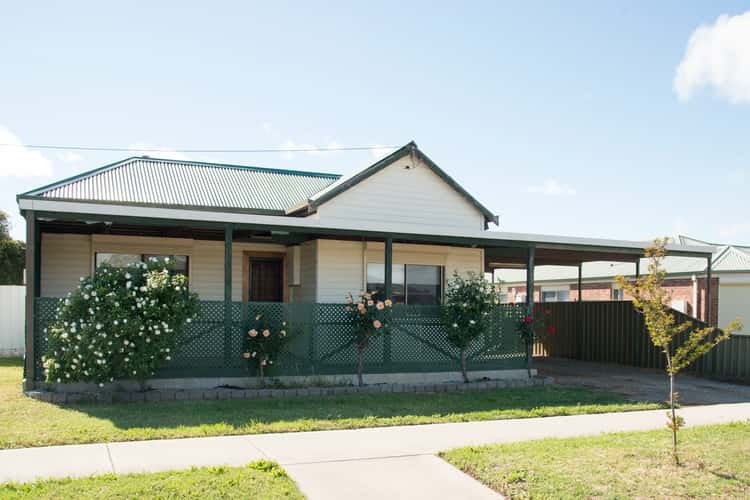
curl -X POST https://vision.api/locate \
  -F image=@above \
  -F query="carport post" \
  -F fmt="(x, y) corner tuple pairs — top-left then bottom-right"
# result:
(525, 247), (535, 313)
(525, 247), (535, 372)
(706, 256), (712, 325)
(577, 263), (582, 302)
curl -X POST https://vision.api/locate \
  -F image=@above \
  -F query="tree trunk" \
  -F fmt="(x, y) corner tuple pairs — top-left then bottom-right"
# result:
(357, 344), (364, 387)
(460, 348), (469, 383)
(669, 371), (679, 465)
(258, 361), (265, 387)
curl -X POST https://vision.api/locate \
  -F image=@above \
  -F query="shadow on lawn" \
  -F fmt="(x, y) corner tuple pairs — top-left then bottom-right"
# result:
(58, 385), (649, 431)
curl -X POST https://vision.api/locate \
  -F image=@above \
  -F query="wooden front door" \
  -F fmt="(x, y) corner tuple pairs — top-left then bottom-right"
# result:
(248, 258), (284, 302)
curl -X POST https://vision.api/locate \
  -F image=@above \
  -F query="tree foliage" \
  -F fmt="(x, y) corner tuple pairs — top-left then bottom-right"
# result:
(0, 210), (25, 285)
(615, 238), (742, 464)
(43, 259), (199, 387)
(442, 271), (499, 383)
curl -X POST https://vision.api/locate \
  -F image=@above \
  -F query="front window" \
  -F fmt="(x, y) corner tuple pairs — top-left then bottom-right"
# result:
(541, 288), (570, 302)
(612, 287), (625, 301)
(366, 263), (443, 305)
(95, 253), (189, 277)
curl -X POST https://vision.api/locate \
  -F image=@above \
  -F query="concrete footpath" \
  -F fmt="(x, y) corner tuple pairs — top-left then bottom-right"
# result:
(1, 403), (748, 499)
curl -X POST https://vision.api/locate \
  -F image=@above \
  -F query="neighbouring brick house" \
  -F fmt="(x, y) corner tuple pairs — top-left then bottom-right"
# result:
(494, 236), (750, 328)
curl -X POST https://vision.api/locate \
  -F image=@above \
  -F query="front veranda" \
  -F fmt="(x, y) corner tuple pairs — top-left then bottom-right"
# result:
(22, 212), (714, 388)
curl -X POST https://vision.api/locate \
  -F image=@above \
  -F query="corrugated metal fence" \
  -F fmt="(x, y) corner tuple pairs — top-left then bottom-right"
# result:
(534, 301), (750, 382)
(0, 286), (25, 357)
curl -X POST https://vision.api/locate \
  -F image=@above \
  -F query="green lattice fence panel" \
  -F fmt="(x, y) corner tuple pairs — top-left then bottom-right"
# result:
(33, 297), (59, 381)
(32, 298), (529, 380)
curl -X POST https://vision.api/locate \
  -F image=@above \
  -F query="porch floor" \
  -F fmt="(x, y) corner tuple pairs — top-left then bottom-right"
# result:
(534, 357), (750, 405)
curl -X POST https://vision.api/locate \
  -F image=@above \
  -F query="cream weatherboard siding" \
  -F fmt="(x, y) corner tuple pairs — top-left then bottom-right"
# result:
(40, 233), (285, 301)
(289, 240), (317, 303)
(38, 234), (483, 304)
(718, 281), (750, 334)
(40, 234), (92, 297)
(312, 154), (486, 233)
(315, 240), (484, 302)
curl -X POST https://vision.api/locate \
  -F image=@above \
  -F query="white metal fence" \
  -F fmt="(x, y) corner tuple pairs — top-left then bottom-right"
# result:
(0, 286), (25, 357)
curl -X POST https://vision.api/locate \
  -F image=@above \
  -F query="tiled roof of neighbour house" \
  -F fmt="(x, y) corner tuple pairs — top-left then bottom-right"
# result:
(20, 157), (342, 214)
(495, 235), (750, 283)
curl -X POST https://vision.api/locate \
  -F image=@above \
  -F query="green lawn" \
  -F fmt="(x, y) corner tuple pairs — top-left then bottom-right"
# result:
(1, 357), (660, 449)
(0, 460), (302, 499)
(442, 422), (750, 498)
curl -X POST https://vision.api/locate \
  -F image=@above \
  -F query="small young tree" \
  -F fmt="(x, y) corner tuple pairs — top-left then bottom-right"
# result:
(242, 312), (294, 386)
(616, 238), (742, 464)
(43, 259), (199, 388)
(345, 292), (393, 386)
(442, 272), (499, 383)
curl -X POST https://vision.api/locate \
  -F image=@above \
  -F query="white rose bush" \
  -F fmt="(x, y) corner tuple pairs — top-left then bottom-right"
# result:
(42, 259), (199, 387)
(441, 271), (499, 383)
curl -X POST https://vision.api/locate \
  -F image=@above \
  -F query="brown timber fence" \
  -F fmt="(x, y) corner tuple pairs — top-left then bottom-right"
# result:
(534, 300), (750, 382)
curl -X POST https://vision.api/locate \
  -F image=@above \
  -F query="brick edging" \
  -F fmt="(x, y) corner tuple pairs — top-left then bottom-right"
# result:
(26, 376), (554, 404)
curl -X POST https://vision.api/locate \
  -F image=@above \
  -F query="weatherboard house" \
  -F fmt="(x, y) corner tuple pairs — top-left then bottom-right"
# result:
(17, 142), (714, 389)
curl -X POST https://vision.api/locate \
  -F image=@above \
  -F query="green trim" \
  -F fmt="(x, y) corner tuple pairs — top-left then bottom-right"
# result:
(308, 142), (500, 227)
(19, 195), (288, 217)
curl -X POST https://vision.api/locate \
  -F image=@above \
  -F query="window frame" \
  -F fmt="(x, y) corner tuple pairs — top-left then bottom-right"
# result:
(365, 263), (444, 305)
(94, 252), (190, 278)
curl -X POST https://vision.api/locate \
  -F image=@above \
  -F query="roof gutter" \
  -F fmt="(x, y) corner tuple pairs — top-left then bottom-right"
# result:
(17, 198), (715, 258)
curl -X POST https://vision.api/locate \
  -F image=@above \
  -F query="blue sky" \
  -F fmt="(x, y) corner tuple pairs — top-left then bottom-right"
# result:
(1, 1), (749, 243)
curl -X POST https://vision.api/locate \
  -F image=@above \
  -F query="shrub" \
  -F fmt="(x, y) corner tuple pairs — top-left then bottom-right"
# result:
(242, 312), (294, 385)
(345, 292), (393, 386)
(442, 271), (499, 383)
(517, 308), (555, 376)
(43, 259), (199, 387)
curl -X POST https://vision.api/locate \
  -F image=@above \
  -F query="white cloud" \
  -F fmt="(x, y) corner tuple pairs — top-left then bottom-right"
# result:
(674, 11), (750, 103)
(0, 126), (53, 177)
(719, 223), (750, 238)
(128, 143), (190, 161)
(526, 178), (576, 196)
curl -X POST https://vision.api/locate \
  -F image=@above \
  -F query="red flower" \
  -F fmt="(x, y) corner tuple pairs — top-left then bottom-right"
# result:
(524, 315), (533, 324)
(548, 326), (556, 334)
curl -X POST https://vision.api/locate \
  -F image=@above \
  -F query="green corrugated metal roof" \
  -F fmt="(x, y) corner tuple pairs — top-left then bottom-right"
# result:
(21, 157), (341, 213)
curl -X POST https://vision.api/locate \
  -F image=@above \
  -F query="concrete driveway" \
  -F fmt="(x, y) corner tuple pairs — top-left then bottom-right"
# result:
(535, 357), (750, 405)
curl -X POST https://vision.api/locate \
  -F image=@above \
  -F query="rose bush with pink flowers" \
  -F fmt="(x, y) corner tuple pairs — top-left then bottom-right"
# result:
(242, 312), (293, 385)
(345, 291), (393, 386)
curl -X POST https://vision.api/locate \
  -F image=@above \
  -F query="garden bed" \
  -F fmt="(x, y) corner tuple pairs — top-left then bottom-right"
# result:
(28, 374), (550, 404)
